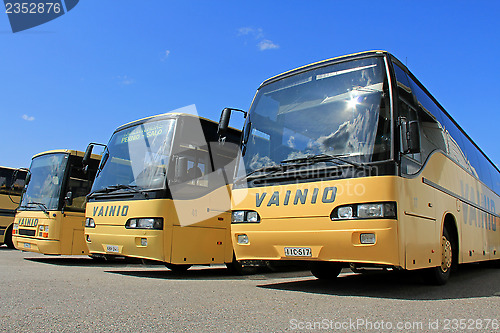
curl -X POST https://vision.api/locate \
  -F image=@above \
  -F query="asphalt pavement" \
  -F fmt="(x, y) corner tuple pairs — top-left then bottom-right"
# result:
(0, 245), (499, 332)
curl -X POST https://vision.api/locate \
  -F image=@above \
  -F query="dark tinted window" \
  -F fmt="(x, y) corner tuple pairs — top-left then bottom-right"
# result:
(396, 68), (447, 171)
(404, 68), (498, 193)
(0, 167), (27, 197)
(393, 64), (411, 94)
(64, 156), (99, 212)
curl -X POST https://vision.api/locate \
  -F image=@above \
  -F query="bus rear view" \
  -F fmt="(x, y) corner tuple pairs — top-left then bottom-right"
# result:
(84, 112), (244, 271)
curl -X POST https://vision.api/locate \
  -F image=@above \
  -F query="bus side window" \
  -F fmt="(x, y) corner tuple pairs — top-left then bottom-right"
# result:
(0, 173), (7, 195)
(11, 173), (26, 196)
(418, 108), (447, 163)
(64, 159), (95, 212)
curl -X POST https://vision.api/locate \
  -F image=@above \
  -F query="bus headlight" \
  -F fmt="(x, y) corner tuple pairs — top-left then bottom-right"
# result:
(125, 218), (163, 230)
(337, 206), (353, 219)
(331, 202), (396, 220)
(12, 223), (18, 234)
(231, 211), (261, 224)
(85, 218), (96, 228)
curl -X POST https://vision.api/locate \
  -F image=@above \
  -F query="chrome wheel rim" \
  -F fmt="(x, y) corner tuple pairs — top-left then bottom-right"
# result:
(441, 235), (452, 272)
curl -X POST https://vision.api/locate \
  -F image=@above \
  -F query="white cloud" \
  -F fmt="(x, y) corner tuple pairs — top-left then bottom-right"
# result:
(117, 75), (134, 85)
(22, 114), (35, 121)
(161, 50), (171, 61)
(238, 27), (263, 39)
(258, 39), (279, 51)
(238, 27), (279, 51)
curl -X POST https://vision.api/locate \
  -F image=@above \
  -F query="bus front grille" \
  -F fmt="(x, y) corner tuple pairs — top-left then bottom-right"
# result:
(19, 229), (36, 236)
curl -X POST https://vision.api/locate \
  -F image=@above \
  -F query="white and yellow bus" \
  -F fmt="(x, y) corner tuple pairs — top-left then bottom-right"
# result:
(83, 112), (246, 272)
(221, 50), (499, 284)
(0, 166), (27, 248)
(12, 150), (100, 255)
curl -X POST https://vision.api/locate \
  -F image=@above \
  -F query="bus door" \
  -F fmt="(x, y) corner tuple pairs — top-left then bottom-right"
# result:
(62, 155), (97, 255)
(168, 121), (227, 265)
(399, 99), (437, 269)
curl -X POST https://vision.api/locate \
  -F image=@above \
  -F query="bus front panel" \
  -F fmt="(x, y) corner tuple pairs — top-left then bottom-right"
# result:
(85, 188), (233, 265)
(232, 176), (403, 267)
(12, 210), (88, 255)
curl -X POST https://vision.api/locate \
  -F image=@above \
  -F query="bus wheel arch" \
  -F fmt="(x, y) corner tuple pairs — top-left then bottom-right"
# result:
(442, 213), (459, 271)
(423, 213), (458, 285)
(4, 225), (15, 249)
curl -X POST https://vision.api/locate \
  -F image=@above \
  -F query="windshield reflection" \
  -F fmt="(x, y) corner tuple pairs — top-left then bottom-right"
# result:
(240, 57), (391, 176)
(20, 153), (68, 211)
(92, 119), (176, 192)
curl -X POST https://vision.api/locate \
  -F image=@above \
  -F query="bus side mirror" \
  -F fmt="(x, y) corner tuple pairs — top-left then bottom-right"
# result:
(217, 108), (232, 139)
(64, 191), (73, 206)
(217, 107), (247, 142)
(400, 118), (420, 154)
(83, 144), (94, 167)
(25, 172), (31, 186)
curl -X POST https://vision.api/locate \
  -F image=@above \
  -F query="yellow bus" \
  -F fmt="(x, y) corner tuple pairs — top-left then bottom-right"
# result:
(83, 112), (247, 272)
(0, 166), (27, 248)
(221, 50), (500, 284)
(12, 150), (101, 255)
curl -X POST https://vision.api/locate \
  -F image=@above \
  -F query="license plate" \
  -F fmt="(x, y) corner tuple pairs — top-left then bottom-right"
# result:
(106, 245), (119, 253)
(284, 247), (312, 257)
(24, 243), (31, 249)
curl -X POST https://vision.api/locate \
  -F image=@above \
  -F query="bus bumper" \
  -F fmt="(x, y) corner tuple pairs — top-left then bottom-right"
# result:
(12, 236), (67, 255)
(232, 218), (401, 267)
(85, 225), (165, 262)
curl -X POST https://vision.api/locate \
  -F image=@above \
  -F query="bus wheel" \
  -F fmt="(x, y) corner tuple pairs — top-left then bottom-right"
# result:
(310, 262), (342, 280)
(423, 228), (453, 285)
(4, 226), (15, 249)
(165, 263), (191, 272)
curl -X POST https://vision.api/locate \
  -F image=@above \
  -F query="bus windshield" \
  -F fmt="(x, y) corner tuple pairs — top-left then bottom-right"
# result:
(241, 57), (391, 175)
(92, 119), (176, 192)
(20, 153), (68, 211)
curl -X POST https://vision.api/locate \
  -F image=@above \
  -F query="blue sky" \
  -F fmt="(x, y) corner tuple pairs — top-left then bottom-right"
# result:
(1, 1), (499, 169)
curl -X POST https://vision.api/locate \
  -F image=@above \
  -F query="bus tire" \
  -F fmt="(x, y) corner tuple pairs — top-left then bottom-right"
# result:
(423, 227), (453, 285)
(310, 262), (342, 280)
(4, 225), (15, 249)
(165, 263), (191, 272)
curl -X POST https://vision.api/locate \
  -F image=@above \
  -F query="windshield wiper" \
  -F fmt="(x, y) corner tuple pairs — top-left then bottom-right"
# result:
(237, 154), (373, 183)
(88, 184), (148, 199)
(20, 202), (49, 216)
(234, 164), (285, 183)
(281, 154), (372, 171)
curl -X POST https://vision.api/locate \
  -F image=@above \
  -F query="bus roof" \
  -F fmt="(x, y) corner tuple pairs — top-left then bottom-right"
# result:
(0, 165), (25, 171)
(114, 112), (239, 134)
(32, 149), (101, 161)
(260, 50), (388, 88)
(115, 112), (214, 133)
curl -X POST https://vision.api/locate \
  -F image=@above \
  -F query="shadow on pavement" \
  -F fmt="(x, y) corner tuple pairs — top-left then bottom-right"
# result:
(258, 264), (500, 300)
(24, 256), (142, 267)
(106, 264), (312, 281)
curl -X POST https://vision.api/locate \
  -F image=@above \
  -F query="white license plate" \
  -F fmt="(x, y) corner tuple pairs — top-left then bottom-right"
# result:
(24, 243), (31, 249)
(106, 245), (119, 253)
(284, 247), (312, 257)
